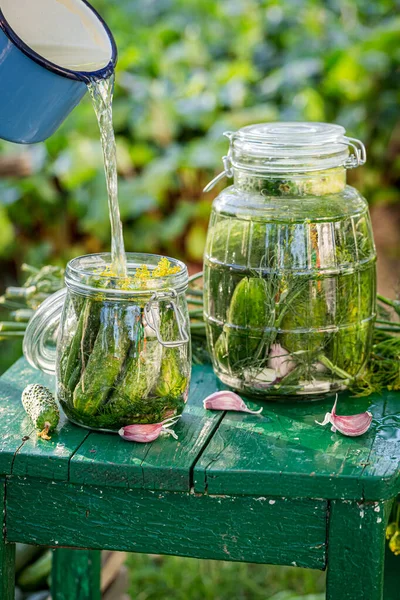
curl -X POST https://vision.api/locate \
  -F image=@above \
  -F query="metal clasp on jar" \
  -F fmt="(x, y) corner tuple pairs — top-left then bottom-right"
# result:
(343, 137), (367, 169)
(144, 289), (189, 348)
(203, 154), (233, 193)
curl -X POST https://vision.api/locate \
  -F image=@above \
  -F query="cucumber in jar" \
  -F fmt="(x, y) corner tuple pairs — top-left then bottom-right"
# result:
(154, 301), (189, 398)
(72, 303), (131, 416)
(106, 336), (162, 419)
(223, 276), (276, 370)
(61, 299), (101, 394)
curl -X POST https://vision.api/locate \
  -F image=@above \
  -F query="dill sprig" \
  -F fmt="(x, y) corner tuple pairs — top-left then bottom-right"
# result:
(349, 327), (400, 396)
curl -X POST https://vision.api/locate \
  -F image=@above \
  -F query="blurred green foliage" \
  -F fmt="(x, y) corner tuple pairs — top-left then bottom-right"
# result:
(126, 553), (326, 599)
(0, 0), (399, 273)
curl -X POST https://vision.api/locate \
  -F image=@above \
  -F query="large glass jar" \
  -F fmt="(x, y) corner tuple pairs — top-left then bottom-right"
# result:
(24, 253), (191, 431)
(204, 123), (376, 399)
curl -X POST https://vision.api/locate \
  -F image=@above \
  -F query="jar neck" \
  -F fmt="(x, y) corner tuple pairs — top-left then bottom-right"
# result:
(65, 253), (188, 299)
(233, 167), (347, 196)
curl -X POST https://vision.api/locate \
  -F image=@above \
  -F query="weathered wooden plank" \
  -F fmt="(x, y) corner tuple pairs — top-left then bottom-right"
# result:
(0, 358), (54, 476)
(0, 478), (15, 600)
(69, 432), (148, 489)
(52, 548), (101, 600)
(326, 499), (392, 600)
(3, 359), (398, 503)
(6, 477), (327, 569)
(12, 416), (90, 482)
(69, 366), (224, 491)
(0, 358), (90, 481)
(140, 367), (224, 491)
(360, 392), (400, 500)
(194, 389), (398, 501)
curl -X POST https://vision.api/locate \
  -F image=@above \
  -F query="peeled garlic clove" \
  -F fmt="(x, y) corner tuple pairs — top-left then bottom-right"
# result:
(203, 391), (263, 414)
(119, 423), (163, 443)
(267, 343), (296, 378)
(316, 397), (372, 437)
(244, 368), (277, 390)
(297, 380), (333, 395)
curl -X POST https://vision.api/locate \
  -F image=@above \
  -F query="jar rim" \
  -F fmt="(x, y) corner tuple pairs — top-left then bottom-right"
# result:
(65, 252), (189, 297)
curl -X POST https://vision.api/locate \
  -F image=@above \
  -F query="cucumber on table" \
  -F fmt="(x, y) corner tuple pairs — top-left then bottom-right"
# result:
(21, 384), (59, 440)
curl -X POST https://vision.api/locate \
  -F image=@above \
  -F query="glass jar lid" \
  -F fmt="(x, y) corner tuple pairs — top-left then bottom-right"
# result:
(204, 121), (366, 190)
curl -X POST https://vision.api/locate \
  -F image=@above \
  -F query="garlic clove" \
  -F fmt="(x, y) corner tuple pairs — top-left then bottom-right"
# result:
(244, 368), (277, 390)
(203, 391), (263, 414)
(119, 416), (181, 443)
(119, 423), (163, 443)
(316, 396), (372, 437)
(297, 380), (333, 395)
(267, 343), (296, 378)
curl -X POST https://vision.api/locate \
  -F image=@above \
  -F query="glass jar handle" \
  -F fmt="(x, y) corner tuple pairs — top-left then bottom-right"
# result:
(144, 290), (189, 348)
(23, 288), (67, 375)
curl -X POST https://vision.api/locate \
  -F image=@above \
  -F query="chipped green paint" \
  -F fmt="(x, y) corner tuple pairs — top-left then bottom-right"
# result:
(6, 477), (327, 569)
(194, 388), (400, 501)
(69, 367), (224, 491)
(1, 360), (398, 501)
(327, 499), (392, 600)
(0, 358), (399, 600)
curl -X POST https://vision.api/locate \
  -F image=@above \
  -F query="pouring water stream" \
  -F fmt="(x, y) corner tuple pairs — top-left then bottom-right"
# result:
(87, 76), (128, 278)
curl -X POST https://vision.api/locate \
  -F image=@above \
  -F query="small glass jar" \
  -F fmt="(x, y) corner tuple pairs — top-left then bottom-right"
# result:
(24, 253), (191, 431)
(204, 122), (376, 399)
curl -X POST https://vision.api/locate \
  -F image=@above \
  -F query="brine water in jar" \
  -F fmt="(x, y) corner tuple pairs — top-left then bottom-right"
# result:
(203, 123), (376, 399)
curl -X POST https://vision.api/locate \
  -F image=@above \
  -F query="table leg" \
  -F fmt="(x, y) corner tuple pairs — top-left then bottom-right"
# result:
(51, 548), (101, 600)
(0, 479), (15, 600)
(326, 499), (392, 600)
(0, 538), (15, 600)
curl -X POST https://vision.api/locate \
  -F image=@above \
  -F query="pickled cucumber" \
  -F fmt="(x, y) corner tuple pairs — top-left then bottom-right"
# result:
(107, 337), (162, 416)
(225, 276), (275, 368)
(73, 303), (131, 415)
(155, 303), (188, 398)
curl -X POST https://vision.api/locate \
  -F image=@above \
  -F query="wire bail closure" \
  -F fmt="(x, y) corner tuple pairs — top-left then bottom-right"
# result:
(344, 137), (367, 169)
(203, 128), (367, 192)
(203, 154), (233, 193)
(144, 289), (189, 348)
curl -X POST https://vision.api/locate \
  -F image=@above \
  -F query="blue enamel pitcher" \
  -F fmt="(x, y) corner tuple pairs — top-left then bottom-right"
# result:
(0, 0), (117, 144)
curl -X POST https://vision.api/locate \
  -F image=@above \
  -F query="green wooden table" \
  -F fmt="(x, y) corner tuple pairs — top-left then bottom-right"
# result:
(0, 358), (398, 600)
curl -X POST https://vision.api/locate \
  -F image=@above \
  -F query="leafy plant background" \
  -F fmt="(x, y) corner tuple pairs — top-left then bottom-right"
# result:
(0, 1), (399, 596)
(1, 0), (399, 274)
